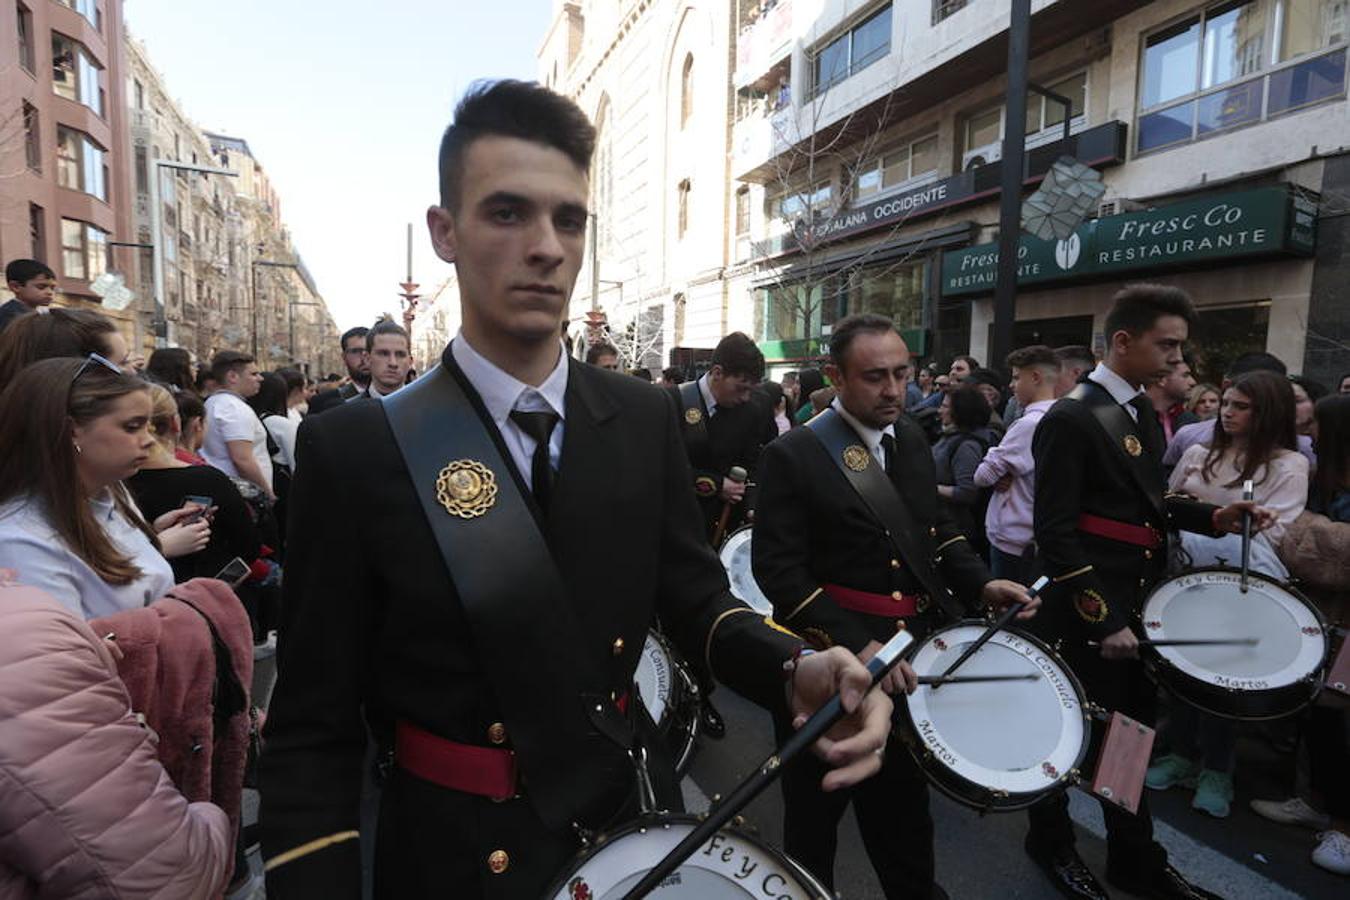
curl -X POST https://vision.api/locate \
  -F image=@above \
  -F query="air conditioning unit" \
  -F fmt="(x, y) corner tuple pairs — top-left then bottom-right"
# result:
(1097, 197), (1146, 218)
(962, 143), (1002, 171)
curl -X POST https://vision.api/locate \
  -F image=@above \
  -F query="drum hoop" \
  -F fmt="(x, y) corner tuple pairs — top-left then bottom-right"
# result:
(901, 621), (1092, 801)
(717, 525), (773, 616)
(637, 632), (678, 723)
(1141, 567), (1329, 692)
(544, 813), (833, 899)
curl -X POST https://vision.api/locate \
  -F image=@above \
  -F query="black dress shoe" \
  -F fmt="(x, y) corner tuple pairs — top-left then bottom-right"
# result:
(700, 700), (727, 739)
(1027, 845), (1110, 900)
(1108, 865), (1223, 900)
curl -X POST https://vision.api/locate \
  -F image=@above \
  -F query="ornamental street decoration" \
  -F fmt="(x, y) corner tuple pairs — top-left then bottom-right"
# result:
(1021, 156), (1106, 242)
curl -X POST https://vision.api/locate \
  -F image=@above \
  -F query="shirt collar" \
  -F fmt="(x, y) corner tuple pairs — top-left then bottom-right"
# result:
(89, 489), (116, 522)
(698, 373), (717, 415)
(1088, 361), (1145, 407)
(450, 330), (569, 426)
(367, 380), (398, 400)
(831, 397), (894, 456)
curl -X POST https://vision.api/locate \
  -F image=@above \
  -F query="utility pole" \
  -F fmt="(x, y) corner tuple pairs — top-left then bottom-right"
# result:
(990, 0), (1032, 369)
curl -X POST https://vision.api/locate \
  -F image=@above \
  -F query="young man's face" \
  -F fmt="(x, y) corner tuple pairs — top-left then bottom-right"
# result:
(369, 334), (412, 392)
(9, 274), (56, 307)
(592, 352), (619, 371)
(1112, 315), (1189, 388)
(343, 336), (370, 381)
(427, 136), (589, 347)
(708, 366), (757, 408)
(230, 364), (263, 399)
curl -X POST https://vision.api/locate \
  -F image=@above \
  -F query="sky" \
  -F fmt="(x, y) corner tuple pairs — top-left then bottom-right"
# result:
(125, 0), (553, 332)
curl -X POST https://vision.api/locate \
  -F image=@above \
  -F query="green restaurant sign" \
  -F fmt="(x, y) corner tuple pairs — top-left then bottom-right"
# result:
(942, 185), (1317, 297)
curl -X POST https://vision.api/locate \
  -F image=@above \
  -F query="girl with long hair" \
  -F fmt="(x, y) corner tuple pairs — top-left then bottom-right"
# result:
(145, 347), (196, 394)
(0, 307), (128, 388)
(1186, 382), (1221, 420)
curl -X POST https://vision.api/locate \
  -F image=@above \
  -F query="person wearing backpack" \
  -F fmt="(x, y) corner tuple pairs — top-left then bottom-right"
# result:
(933, 385), (994, 554)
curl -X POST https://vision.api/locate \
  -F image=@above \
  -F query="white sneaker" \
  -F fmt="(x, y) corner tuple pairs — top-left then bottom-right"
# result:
(1312, 831), (1350, 876)
(1249, 796), (1332, 829)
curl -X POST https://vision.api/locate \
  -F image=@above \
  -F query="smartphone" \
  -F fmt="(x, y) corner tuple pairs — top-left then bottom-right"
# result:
(213, 557), (252, 588)
(182, 495), (214, 524)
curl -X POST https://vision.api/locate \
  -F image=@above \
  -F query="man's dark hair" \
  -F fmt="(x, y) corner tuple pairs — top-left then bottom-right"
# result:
(661, 366), (685, 385)
(438, 79), (597, 212)
(585, 342), (618, 365)
(828, 314), (896, 371)
(1312, 394), (1350, 507)
(247, 371), (289, 418)
(277, 366), (307, 394)
(1006, 344), (1060, 372)
(952, 354), (981, 372)
(175, 390), (205, 425)
(711, 332), (765, 380)
(5, 259), (55, 284)
(1054, 345), (1096, 370)
(1103, 283), (1197, 340)
(146, 347), (194, 392)
(1227, 351), (1287, 378)
(947, 385), (992, 432)
(340, 326), (370, 353)
(366, 319), (409, 352)
(629, 367), (653, 381)
(796, 368), (826, 399)
(209, 350), (255, 383)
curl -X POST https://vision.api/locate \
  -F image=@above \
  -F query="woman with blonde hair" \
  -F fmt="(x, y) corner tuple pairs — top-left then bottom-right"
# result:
(1186, 382), (1221, 421)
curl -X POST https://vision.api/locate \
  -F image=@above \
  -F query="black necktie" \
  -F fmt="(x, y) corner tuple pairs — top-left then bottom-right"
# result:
(881, 433), (897, 475)
(509, 410), (560, 512)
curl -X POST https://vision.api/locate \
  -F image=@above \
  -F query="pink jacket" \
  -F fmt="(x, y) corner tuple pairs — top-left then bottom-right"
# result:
(0, 585), (231, 899)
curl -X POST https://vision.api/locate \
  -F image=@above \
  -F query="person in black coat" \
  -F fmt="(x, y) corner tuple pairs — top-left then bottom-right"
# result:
(306, 327), (370, 415)
(1024, 284), (1276, 900)
(753, 313), (1036, 898)
(257, 80), (899, 900)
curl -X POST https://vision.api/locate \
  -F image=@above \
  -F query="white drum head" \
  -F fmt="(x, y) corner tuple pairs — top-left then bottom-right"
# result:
(1142, 571), (1324, 690)
(635, 633), (673, 723)
(551, 820), (825, 899)
(906, 626), (1086, 794)
(718, 527), (773, 616)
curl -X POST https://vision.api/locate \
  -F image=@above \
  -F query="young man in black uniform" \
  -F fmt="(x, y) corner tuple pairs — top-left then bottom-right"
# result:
(753, 313), (1038, 898)
(1024, 284), (1275, 900)
(668, 331), (779, 737)
(258, 80), (900, 900)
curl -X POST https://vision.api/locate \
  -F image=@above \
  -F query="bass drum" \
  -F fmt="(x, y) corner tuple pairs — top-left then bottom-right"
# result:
(1140, 568), (1329, 720)
(546, 814), (832, 899)
(717, 526), (773, 616)
(898, 622), (1092, 811)
(635, 631), (701, 775)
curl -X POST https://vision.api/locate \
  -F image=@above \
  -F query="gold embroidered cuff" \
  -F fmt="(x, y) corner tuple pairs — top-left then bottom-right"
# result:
(264, 830), (360, 872)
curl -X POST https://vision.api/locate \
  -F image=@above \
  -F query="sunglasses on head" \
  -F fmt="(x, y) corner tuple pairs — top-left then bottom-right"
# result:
(72, 352), (124, 382)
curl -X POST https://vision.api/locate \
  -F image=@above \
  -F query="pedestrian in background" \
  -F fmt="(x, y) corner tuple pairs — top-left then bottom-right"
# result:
(0, 258), (56, 333)
(1187, 382), (1221, 420)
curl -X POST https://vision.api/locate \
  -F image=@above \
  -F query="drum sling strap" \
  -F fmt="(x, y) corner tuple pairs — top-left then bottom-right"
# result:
(806, 407), (961, 620)
(1065, 381), (1165, 516)
(677, 380), (712, 458)
(382, 362), (634, 830)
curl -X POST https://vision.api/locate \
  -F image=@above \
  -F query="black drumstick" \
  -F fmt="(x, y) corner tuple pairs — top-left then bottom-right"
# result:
(1240, 479), (1254, 594)
(622, 627), (916, 898)
(918, 673), (1038, 686)
(934, 575), (1050, 687)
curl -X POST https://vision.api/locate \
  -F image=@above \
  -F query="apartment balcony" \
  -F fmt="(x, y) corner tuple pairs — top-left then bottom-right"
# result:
(735, 0), (793, 89)
(732, 104), (796, 183)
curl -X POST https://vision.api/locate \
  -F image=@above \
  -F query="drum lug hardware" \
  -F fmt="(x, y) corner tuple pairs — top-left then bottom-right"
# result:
(571, 821), (596, 847)
(1067, 768), (1082, 786)
(630, 745), (659, 816)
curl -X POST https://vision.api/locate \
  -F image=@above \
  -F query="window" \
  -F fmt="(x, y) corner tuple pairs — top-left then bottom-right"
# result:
(845, 261), (926, 330)
(22, 101), (40, 172)
(133, 79), (144, 110)
(29, 204), (45, 262)
(852, 134), (939, 202)
(933, 0), (969, 24)
(681, 54), (695, 128)
(769, 181), (834, 224)
(58, 0), (98, 29)
(56, 127), (107, 201)
(135, 144), (148, 194)
(51, 34), (103, 116)
(60, 218), (107, 282)
(16, 3), (34, 72)
(961, 71), (1088, 156)
(735, 186), (751, 260)
(812, 4), (892, 96)
(677, 178), (691, 238)
(1137, 1), (1348, 153)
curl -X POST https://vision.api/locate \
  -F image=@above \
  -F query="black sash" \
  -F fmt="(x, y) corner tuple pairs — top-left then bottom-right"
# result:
(382, 363), (632, 830)
(1066, 381), (1165, 515)
(806, 407), (961, 619)
(677, 380), (711, 459)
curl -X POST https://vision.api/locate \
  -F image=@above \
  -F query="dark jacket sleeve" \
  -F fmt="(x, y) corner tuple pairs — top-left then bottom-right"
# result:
(1033, 407), (1130, 640)
(933, 501), (993, 612)
(752, 438), (874, 653)
(258, 417), (374, 898)
(205, 468), (261, 565)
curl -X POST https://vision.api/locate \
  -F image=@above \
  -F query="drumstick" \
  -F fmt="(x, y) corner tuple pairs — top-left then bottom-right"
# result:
(1240, 479), (1254, 594)
(710, 466), (748, 547)
(933, 575), (1051, 687)
(623, 626), (916, 899)
(1088, 638), (1260, 648)
(918, 673), (1039, 686)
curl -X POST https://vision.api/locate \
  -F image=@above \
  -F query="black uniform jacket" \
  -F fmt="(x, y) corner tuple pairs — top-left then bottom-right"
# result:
(752, 412), (992, 653)
(1033, 380), (1221, 641)
(259, 348), (797, 898)
(665, 381), (778, 532)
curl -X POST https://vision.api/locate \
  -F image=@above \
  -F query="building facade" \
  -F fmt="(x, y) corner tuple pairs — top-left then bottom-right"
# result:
(0, 0), (137, 334)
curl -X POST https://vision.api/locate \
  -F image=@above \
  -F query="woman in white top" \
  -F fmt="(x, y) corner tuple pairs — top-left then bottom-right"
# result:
(0, 356), (206, 620)
(1147, 371), (1309, 819)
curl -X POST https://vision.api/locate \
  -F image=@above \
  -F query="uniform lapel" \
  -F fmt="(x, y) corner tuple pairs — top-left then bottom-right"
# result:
(547, 359), (619, 537)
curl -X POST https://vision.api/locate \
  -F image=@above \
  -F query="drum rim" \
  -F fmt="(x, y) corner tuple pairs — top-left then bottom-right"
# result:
(899, 620), (1093, 810)
(543, 812), (834, 899)
(717, 525), (774, 616)
(1139, 566), (1330, 717)
(636, 631), (701, 775)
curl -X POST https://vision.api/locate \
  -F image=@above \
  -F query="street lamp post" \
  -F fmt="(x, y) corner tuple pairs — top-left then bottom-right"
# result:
(148, 160), (237, 348)
(990, 0), (1032, 370)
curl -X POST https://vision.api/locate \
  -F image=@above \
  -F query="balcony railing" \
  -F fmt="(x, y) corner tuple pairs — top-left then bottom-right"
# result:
(735, 0), (792, 87)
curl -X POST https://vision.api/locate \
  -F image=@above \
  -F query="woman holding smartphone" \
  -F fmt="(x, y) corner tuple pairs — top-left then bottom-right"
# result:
(126, 384), (260, 582)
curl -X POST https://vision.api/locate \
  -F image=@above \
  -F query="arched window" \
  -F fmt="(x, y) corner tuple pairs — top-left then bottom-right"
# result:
(680, 54), (694, 128)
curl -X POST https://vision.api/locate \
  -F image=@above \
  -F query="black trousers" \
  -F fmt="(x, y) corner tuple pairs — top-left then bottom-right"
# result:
(1025, 642), (1168, 881)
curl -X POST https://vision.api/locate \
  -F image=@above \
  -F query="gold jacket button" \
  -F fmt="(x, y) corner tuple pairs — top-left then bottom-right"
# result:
(612, 637), (625, 656)
(487, 850), (509, 874)
(1143, 550), (1153, 560)
(487, 722), (507, 745)
(1138, 578), (1147, 587)
(929, 527), (937, 538)
(891, 591), (904, 601)
(890, 559), (900, 569)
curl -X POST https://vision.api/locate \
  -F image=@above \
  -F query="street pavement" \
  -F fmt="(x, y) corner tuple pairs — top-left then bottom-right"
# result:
(685, 688), (1344, 899)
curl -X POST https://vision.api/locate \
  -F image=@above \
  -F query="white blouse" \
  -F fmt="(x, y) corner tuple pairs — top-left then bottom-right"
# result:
(0, 490), (175, 620)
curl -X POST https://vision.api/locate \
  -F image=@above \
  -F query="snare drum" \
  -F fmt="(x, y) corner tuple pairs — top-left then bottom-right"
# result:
(635, 631), (701, 775)
(546, 814), (832, 899)
(1140, 568), (1329, 720)
(898, 623), (1092, 811)
(717, 526), (773, 616)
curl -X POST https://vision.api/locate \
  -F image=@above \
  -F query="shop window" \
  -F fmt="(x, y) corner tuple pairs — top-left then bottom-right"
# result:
(22, 101), (40, 172)
(852, 134), (939, 203)
(811, 3), (892, 97)
(1191, 300), (1272, 383)
(16, 3), (34, 72)
(762, 277), (842, 342)
(987, 315), (1095, 357)
(845, 261), (926, 331)
(1137, 1), (1347, 154)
